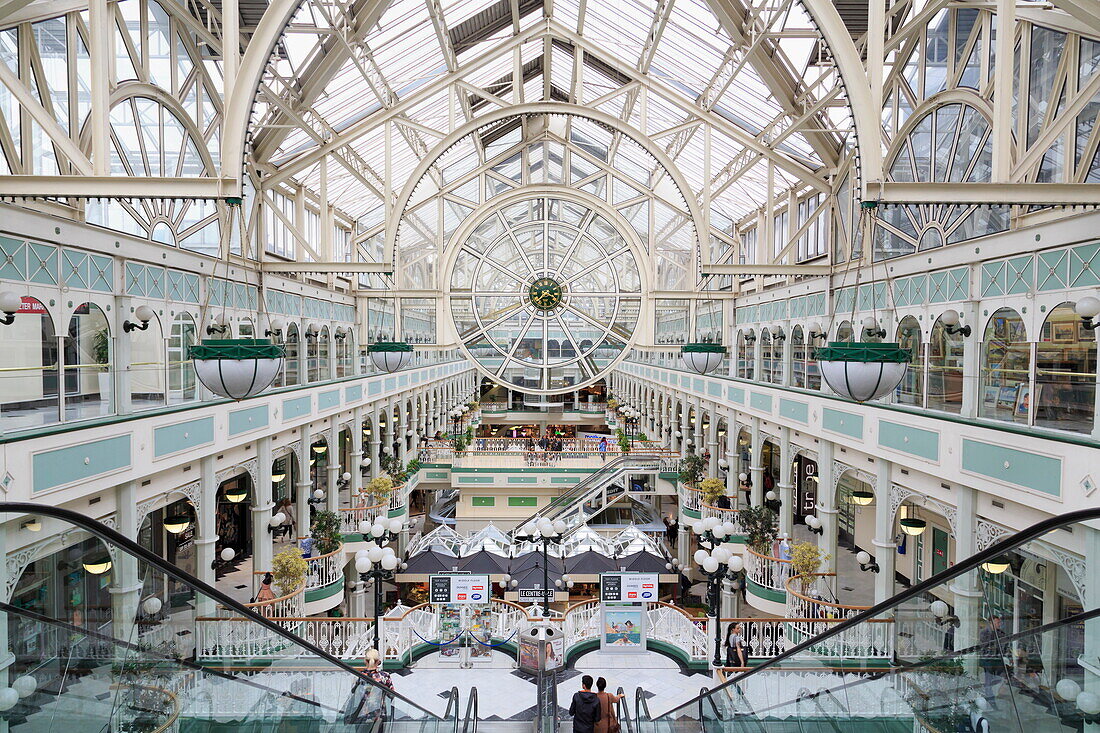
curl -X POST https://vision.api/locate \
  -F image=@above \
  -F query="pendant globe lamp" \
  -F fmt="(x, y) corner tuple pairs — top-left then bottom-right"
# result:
(368, 340), (414, 372)
(681, 341), (727, 375)
(815, 341), (910, 402)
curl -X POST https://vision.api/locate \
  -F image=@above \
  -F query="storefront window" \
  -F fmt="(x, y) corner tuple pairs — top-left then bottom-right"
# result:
(284, 323), (300, 386)
(836, 320), (854, 343)
(1035, 302), (1096, 433)
(737, 330), (755, 380)
(318, 326), (331, 380)
(64, 302), (110, 422)
(980, 308), (1030, 424)
(129, 310), (165, 411)
(759, 329), (775, 383)
(927, 314), (964, 414)
(791, 326), (806, 388)
(895, 316), (923, 406)
(169, 313), (198, 405)
(1, 296), (59, 431)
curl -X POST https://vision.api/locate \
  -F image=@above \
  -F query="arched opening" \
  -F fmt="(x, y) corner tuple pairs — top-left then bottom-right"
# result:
(791, 326), (806, 388)
(283, 323), (300, 386)
(836, 321), (854, 343)
(737, 330), (755, 380)
(318, 326), (331, 380)
(928, 313), (965, 413)
(1035, 302), (1096, 433)
(0, 296), (58, 430)
(980, 308), (1029, 424)
(168, 312), (198, 405)
(137, 495), (198, 604)
(216, 472), (253, 570)
(237, 318), (255, 338)
(272, 453), (301, 542)
(895, 316), (923, 406)
(64, 302), (109, 421)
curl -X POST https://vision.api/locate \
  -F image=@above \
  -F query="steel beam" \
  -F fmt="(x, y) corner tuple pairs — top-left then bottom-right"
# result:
(260, 261), (393, 273)
(702, 264), (833, 275)
(0, 176), (240, 198)
(875, 182), (1100, 205)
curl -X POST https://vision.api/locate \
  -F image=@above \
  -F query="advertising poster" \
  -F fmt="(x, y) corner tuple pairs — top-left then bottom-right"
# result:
(545, 637), (565, 670)
(467, 605), (493, 660)
(518, 638), (539, 673)
(438, 604), (463, 660)
(602, 607), (644, 650)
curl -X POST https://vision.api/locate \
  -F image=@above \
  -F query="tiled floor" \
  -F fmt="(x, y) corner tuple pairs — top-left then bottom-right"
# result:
(393, 649), (712, 720)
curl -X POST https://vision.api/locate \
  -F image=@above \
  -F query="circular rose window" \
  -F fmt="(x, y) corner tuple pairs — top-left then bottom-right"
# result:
(449, 194), (642, 394)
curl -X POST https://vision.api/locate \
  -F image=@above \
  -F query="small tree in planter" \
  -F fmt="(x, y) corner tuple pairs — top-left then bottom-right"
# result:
(607, 397), (620, 411)
(272, 547), (308, 596)
(739, 505), (778, 555)
(366, 476), (394, 502)
(380, 452), (407, 482)
(311, 510), (343, 554)
(699, 477), (726, 505)
(678, 453), (706, 488)
(790, 541), (828, 592)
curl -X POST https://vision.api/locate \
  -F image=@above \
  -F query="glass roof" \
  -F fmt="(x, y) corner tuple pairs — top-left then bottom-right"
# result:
(251, 0), (850, 239)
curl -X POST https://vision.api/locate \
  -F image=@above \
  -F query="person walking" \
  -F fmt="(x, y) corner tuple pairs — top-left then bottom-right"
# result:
(275, 497), (296, 541)
(725, 622), (748, 668)
(598, 437), (608, 461)
(979, 615), (1007, 707)
(569, 675), (602, 733)
(594, 677), (624, 733)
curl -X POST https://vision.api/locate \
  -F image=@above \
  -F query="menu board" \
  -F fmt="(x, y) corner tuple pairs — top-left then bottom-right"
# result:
(430, 574), (490, 604)
(600, 572), (659, 603)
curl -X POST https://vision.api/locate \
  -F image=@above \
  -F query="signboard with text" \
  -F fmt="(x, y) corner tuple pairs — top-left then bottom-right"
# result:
(429, 574), (489, 604)
(600, 572), (659, 603)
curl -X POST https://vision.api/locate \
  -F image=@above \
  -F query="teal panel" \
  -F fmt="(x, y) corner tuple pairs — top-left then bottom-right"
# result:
(928, 271), (952, 303)
(551, 477), (579, 484)
(228, 405), (269, 436)
(471, 497), (496, 507)
(283, 395), (312, 420)
(822, 408), (863, 438)
(153, 416), (214, 457)
(27, 243), (57, 285)
(368, 381), (382, 395)
(961, 439), (1061, 496)
(62, 250), (89, 289)
(1037, 250), (1070, 291)
(385, 377), (396, 392)
(749, 392), (773, 412)
(318, 389), (341, 411)
(89, 255), (113, 292)
(708, 381), (722, 397)
(878, 420), (939, 461)
(459, 476), (495, 484)
(1070, 243), (1100, 287)
(947, 268), (969, 301)
(778, 398), (809, 424)
(126, 263), (145, 296)
(398, 375), (409, 387)
(727, 385), (745, 404)
(692, 378), (704, 392)
(0, 236), (25, 281)
(508, 496), (538, 506)
(426, 471), (449, 479)
(345, 384), (363, 403)
(1005, 256), (1033, 295)
(507, 476), (538, 484)
(33, 434), (131, 492)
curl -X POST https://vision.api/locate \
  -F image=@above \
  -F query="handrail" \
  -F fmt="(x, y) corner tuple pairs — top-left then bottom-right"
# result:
(462, 686), (478, 733)
(615, 686), (633, 733)
(0, 501), (450, 721)
(784, 573), (871, 613)
(744, 545), (792, 564)
(648, 506), (1100, 718)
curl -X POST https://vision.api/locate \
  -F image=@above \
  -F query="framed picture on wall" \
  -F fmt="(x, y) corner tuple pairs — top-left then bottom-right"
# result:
(982, 386), (1001, 407)
(1014, 384), (1037, 417)
(1080, 321), (1095, 341)
(1052, 322), (1077, 344)
(997, 385), (1018, 408)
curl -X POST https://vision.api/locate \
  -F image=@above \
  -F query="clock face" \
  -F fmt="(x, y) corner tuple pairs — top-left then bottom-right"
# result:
(528, 277), (563, 311)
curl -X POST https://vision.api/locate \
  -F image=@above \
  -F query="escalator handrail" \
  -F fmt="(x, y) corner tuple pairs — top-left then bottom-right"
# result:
(0, 501), (449, 721)
(614, 686), (632, 733)
(510, 453), (666, 534)
(462, 686), (478, 733)
(648, 505), (1100, 717)
(634, 686), (651, 723)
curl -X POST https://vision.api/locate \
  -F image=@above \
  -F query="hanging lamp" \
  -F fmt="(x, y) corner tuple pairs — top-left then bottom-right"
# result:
(681, 341), (727, 375)
(816, 202), (910, 403)
(368, 288), (414, 372)
(190, 199), (285, 400)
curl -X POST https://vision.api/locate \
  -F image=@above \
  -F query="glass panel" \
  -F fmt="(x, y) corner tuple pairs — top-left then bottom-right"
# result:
(980, 308), (1030, 424)
(64, 302), (111, 422)
(0, 297), (60, 431)
(1035, 303), (1095, 433)
(928, 318), (964, 414)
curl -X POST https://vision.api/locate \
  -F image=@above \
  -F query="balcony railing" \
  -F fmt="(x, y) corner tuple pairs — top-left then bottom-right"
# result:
(305, 543), (345, 592)
(745, 546), (792, 594)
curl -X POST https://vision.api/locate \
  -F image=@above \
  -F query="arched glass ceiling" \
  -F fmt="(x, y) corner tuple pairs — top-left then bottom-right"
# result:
(250, 0), (852, 236)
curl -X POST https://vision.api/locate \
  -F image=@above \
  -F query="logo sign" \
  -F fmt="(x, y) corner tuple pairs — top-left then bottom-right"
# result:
(600, 573), (660, 604)
(16, 297), (46, 315)
(518, 588), (555, 601)
(430, 574), (490, 604)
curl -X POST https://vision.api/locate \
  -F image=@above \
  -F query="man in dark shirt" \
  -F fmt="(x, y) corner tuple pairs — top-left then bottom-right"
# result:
(569, 675), (601, 733)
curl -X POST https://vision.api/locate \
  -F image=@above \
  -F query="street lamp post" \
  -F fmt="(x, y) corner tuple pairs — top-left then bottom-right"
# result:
(691, 516), (745, 668)
(515, 517), (574, 613)
(355, 515), (409, 652)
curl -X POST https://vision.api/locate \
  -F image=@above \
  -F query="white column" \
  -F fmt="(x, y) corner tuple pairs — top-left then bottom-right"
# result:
(777, 428), (794, 536)
(196, 455), (218, 614)
(816, 442), (838, 587)
(296, 431), (312, 538)
(706, 408), (719, 476)
(370, 405), (382, 480)
(397, 399), (408, 464)
(872, 459), (896, 603)
(326, 418), (342, 513)
(749, 417), (763, 506)
(950, 484), (982, 664)
(350, 407), (365, 505)
(110, 481), (142, 643)
(253, 437), (275, 574)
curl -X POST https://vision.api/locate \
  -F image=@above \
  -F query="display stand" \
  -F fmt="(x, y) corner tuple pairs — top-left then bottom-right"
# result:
(599, 572), (658, 653)
(429, 574), (491, 667)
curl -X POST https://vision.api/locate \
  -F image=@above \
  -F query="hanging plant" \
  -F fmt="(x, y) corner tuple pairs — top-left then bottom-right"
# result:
(790, 542), (829, 591)
(368, 340), (414, 373)
(190, 339), (286, 400)
(815, 342), (911, 403)
(678, 453), (706, 488)
(681, 342), (727, 375)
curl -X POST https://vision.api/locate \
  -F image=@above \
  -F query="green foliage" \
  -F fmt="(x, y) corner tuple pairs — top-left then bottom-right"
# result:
(367, 476), (394, 501)
(699, 477), (726, 504)
(381, 452), (407, 482)
(607, 397), (620, 410)
(739, 505), (778, 555)
(405, 458), (422, 476)
(272, 548), (308, 596)
(616, 428), (631, 453)
(310, 510), (343, 554)
(678, 453), (706, 487)
(636, 432), (648, 442)
(454, 433), (470, 451)
(790, 541), (828, 590)
(93, 327), (110, 367)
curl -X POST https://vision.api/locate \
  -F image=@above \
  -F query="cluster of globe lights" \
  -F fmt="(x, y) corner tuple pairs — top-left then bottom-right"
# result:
(449, 405), (471, 420)
(690, 517), (745, 575)
(354, 519), (410, 574)
(503, 516), (575, 590)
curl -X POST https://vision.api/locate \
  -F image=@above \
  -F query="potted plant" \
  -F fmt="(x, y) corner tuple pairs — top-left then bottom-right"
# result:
(271, 547), (308, 596)
(699, 477), (726, 505)
(93, 326), (111, 401)
(380, 453), (407, 482)
(739, 505), (778, 555)
(789, 541), (828, 592)
(310, 510), (343, 554)
(678, 453), (706, 488)
(607, 397), (620, 411)
(367, 476), (394, 501)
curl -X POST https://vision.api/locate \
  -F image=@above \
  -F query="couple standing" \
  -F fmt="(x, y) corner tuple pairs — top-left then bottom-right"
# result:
(569, 675), (623, 733)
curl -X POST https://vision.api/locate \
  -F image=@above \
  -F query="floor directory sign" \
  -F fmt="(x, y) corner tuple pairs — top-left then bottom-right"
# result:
(430, 574), (489, 604)
(600, 573), (659, 603)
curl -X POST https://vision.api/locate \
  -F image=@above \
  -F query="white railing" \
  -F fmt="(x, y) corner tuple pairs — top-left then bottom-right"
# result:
(306, 544), (346, 592)
(479, 401), (508, 412)
(563, 600), (602, 646)
(645, 603), (710, 661)
(785, 573), (867, 622)
(700, 502), (745, 535)
(717, 617), (893, 664)
(339, 500), (387, 534)
(745, 546), (792, 593)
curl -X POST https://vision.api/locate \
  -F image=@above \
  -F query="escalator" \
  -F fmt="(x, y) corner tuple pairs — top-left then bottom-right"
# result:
(0, 502), (478, 732)
(510, 454), (670, 538)
(632, 508), (1100, 732)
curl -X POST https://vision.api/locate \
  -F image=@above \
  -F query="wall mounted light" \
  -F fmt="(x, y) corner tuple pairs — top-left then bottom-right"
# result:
(163, 513), (193, 535)
(0, 291), (21, 325)
(856, 550), (879, 573)
(807, 322), (826, 343)
(271, 473), (286, 483)
(805, 515), (823, 535)
(212, 546), (236, 569)
(929, 599), (959, 627)
(223, 485), (248, 503)
(265, 319), (285, 338)
(849, 490), (875, 506)
(1075, 296), (1100, 330)
(82, 555), (113, 575)
(20, 518), (41, 532)
(123, 305), (156, 334)
(862, 316), (887, 339)
(205, 315), (229, 336)
(939, 309), (972, 337)
(743, 333), (756, 344)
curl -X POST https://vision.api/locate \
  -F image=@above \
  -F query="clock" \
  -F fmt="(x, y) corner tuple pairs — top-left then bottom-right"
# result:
(528, 277), (564, 311)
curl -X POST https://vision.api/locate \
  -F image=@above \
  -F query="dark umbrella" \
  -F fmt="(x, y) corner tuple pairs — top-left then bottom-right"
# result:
(617, 550), (670, 574)
(564, 550), (619, 575)
(457, 550), (511, 574)
(509, 551), (565, 576)
(402, 550), (461, 574)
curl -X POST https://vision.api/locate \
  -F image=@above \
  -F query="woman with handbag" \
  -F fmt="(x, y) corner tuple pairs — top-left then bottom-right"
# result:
(594, 677), (624, 733)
